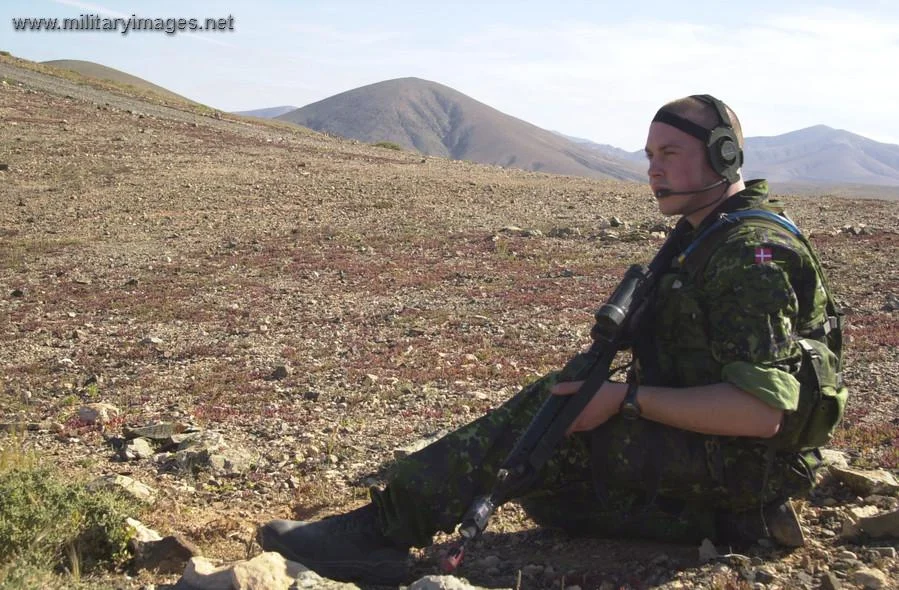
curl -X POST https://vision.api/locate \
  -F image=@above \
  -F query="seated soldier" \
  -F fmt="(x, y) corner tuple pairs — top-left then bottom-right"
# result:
(258, 94), (845, 585)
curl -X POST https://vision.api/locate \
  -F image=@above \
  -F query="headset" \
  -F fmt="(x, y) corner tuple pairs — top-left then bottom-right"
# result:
(652, 94), (744, 192)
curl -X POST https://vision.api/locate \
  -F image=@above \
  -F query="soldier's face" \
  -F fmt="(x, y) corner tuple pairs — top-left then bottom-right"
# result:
(644, 121), (722, 217)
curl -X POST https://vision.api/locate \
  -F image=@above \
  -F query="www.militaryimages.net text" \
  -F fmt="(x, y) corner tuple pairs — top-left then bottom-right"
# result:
(11, 14), (235, 35)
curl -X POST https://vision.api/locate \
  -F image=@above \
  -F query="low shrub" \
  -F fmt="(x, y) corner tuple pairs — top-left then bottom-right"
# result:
(0, 439), (142, 587)
(371, 141), (403, 151)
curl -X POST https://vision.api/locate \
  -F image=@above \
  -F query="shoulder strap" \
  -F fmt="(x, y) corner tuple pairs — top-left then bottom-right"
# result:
(678, 210), (844, 361)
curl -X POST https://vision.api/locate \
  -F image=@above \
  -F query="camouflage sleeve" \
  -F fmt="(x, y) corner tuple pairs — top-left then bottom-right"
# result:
(701, 238), (804, 411)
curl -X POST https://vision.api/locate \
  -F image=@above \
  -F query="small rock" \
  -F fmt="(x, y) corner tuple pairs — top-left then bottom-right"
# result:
(820, 572), (842, 590)
(843, 505), (889, 538)
(820, 448), (850, 468)
(755, 566), (777, 584)
(831, 466), (899, 496)
(123, 437), (155, 460)
(698, 538), (718, 562)
(10, 288), (23, 297)
(871, 546), (897, 559)
(78, 402), (121, 425)
(851, 567), (888, 589)
(132, 534), (199, 574)
(267, 365), (289, 381)
(126, 518), (162, 544)
(88, 474), (157, 504)
(883, 293), (899, 312)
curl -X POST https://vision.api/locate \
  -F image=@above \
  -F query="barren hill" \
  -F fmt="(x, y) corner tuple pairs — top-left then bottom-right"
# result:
(41, 59), (196, 104)
(743, 125), (899, 187)
(277, 77), (645, 182)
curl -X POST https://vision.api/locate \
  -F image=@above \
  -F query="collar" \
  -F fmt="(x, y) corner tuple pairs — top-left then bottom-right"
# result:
(682, 179), (771, 240)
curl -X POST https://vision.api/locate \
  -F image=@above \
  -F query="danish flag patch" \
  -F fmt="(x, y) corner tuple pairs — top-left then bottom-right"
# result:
(754, 247), (773, 264)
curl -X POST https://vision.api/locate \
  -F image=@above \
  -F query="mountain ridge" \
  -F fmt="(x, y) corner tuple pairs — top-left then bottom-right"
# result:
(276, 77), (646, 182)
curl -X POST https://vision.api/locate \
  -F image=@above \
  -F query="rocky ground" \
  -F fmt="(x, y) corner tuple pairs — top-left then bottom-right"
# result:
(1, 53), (898, 589)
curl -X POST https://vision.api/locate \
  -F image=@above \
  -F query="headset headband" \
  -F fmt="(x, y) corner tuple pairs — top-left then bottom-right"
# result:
(651, 94), (743, 183)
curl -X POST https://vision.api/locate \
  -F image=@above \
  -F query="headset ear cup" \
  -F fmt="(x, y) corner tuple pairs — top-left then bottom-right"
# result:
(707, 127), (741, 182)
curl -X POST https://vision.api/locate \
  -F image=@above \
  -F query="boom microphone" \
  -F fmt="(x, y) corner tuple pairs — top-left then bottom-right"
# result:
(654, 178), (726, 199)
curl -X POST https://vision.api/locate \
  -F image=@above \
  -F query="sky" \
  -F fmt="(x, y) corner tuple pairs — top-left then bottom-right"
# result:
(4, 0), (899, 151)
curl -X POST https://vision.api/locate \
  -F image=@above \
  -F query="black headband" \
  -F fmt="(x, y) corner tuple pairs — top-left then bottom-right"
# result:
(652, 109), (711, 142)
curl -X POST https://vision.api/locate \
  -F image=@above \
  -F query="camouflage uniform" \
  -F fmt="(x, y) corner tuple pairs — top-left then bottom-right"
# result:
(371, 180), (825, 548)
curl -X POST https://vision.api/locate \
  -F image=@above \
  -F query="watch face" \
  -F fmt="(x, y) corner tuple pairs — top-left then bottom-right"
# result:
(620, 401), (641, 420)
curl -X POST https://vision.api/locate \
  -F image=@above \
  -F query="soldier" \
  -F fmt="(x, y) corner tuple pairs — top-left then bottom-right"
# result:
(258, 95), (845, 585)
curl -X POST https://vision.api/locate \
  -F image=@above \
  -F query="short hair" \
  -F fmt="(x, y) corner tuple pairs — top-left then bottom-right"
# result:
(660, 96), (744, 148)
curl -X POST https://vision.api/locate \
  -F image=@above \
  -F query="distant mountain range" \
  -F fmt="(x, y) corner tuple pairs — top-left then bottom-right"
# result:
(275, 78), (645, 182)
(561, 126), (899, 189)
(40, 59), (899, 190)
(234, 105), (299, 119)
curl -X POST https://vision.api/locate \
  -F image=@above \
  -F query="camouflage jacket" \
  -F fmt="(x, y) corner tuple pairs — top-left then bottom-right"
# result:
(637, 179), (831, 411)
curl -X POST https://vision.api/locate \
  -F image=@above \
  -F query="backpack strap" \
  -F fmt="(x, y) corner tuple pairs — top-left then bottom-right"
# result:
(676, 209), (844, 361)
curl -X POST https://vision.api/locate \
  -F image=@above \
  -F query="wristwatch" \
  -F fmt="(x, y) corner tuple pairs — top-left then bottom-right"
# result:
(619, 381), (642, 420)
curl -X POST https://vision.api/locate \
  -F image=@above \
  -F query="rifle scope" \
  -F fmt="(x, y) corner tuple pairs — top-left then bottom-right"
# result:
(592, 264), (646, 341)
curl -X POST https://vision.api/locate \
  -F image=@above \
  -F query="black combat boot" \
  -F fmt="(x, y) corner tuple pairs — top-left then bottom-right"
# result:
(257, 503), (411, 584)
(719, 499), (806, 548)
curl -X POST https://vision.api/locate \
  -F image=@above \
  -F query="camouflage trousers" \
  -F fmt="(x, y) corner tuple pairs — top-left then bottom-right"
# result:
(371, 350), (821, 548)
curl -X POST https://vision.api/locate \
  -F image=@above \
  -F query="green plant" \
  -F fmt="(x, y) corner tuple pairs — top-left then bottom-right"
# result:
(371, 141), (402, 151)
(0, 459), (142, 585)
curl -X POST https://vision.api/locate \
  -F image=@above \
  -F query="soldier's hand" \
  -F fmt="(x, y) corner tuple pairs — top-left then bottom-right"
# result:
(550, 381), (628, 434)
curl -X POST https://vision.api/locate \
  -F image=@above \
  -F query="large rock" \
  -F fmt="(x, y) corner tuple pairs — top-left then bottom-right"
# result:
(407, 576), (510, 590)
(856, 508), (899, 539)
(178, 553), (358, 589)
(830, 466), (899, 496)
(851, 567), (889, 589)
(124, 421), (192, 441)
(168, 431), (255, 476)
(78, 402), (121, 425)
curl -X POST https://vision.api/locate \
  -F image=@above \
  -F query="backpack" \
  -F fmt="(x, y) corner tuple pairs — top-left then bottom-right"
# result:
(679, 208), (848, 452)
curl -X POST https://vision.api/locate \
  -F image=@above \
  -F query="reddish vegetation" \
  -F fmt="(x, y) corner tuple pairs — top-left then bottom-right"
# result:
(1, 55), (898, 587)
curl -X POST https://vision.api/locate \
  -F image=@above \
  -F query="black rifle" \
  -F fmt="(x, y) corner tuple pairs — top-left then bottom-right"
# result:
(441, 223), (686, 572)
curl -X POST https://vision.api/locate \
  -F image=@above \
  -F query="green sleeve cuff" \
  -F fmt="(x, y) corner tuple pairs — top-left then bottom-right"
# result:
(721, 361), (800, 411)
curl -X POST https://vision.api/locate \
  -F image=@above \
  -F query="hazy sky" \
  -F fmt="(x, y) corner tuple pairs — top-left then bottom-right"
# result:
(5, 0), (899, 150)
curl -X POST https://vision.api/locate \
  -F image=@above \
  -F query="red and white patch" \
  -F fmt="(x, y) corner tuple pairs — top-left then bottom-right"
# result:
(754, 247), (773, 264)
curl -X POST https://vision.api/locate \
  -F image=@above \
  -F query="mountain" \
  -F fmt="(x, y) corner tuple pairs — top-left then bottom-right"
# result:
(277, 78), (644, 182)
(41, 60), (194, 104)
(742, 125), (899, 187)
(561, 124), (899, 189)
(553, 131), (644, 163)
(234, 105), (299, 119)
